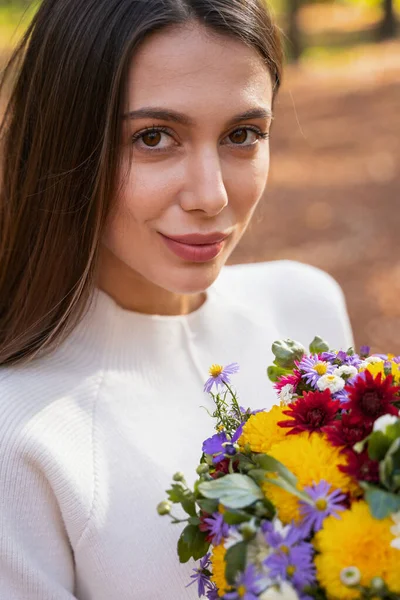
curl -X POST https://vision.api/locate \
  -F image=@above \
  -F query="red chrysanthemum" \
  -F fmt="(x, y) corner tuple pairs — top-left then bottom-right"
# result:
(278, 388), (341, 435)
(345, 370), (400, 422)
(339, 449), (380, 484)
(210, 458), (239, 479)
(323, 412), (373, 451)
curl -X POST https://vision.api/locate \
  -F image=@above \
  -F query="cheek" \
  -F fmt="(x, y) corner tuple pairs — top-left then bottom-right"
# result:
(225, 148), (270, 217)
(110, 158), (181, 230)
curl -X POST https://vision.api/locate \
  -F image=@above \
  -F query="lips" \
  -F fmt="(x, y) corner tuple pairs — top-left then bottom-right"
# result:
(163, 232), (229, 245)
(159, 231), (230, 263)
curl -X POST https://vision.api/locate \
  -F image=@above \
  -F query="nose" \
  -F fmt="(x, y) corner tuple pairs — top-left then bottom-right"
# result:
(179, 147), (229, 216)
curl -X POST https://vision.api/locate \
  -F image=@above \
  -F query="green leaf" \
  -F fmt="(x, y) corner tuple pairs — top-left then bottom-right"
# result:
(181, 499), (197, 518)
(225, 541), (247, 585)
(198, 474), (263, 509)
(367, 431), (392, 462)
(196, 498), (219, 514)
(362, 484), (400, 519)
(309, 336), (330, 354)
(267, 365), (291, 383)
(177, 532), (192, 563)
(177, 525), (210, 563)
(223, 509), (251, 525)
(188, 516), (201, 526)
(380, 455), (394, 490)
(254, 454), (298, 488)
(380, 438), (400, 491)
(263, 475), (312, 504)
(167, 484), (197, 517)
(386, 421), (400, 442)
(271, 339), (306, 369)
(247, 468), (269, 485)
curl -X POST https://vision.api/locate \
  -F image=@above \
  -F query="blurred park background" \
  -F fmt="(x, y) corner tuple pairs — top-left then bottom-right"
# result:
(1, 0), (400, 353)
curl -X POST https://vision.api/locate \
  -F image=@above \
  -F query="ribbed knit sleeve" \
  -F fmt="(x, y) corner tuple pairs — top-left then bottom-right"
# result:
(0, 362), (99, 600)
(0, 432), (77, 599)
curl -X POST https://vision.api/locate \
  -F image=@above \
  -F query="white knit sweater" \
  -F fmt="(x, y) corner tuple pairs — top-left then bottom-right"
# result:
(0, 261), (354, 600)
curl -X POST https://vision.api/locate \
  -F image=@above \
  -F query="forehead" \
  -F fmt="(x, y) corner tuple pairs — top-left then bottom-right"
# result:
(125, 22), (273, 116)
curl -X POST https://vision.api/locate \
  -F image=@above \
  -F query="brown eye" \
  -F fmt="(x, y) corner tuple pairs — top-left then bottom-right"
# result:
(229, 129), (248, 144)
(142, 131), (162, 147)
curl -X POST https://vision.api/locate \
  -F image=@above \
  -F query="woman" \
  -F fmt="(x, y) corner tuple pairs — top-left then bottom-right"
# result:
(0, 0), (354, 598)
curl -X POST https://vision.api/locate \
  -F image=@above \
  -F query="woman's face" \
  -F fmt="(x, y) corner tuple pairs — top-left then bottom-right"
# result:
(103, 21), (273, 296)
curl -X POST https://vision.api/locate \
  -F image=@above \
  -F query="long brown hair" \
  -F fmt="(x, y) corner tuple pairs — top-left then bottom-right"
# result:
(0, 0), (283, 366)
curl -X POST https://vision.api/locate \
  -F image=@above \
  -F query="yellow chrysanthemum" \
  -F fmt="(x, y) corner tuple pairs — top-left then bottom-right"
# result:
(314, 501), (400, 599)
(210, 543), (228, 597)
(262, 432), (356, 524)
(238, 405), (289, 453)
(362, 359), (400, 383)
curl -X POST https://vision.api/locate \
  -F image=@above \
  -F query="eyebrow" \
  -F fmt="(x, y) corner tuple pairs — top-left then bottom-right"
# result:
(122, 106), (273, 126)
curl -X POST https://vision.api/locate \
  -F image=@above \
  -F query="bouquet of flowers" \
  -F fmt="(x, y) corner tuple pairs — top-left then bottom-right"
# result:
(158, 336), (400, 599)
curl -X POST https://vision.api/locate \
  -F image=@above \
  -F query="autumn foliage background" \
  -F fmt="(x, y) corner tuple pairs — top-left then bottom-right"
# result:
(1, 0), (400, 353)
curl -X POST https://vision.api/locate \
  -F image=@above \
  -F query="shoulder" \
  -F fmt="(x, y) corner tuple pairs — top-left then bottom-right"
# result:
(214, 260), (354, 350)
(0, 354), (103, 454)
(215, 260), (346, 308)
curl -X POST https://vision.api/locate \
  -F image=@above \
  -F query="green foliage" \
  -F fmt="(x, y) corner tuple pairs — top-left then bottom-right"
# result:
(0, 0), (38, 50)
(167, 483), (197, 517)
(368, 430), (393, 462)
(266, 365), (292, 382)
(309, 336), (330, 354)
(177, 525), (210, 563)
(198, 474), (264, 509)
(361, 484), (400, 519)
(222, 508), (252, 525)
(196, 498), (219, 514)
(380, 437), (400, 492)
(271, 338), (306, 370)
(225, 542), (248, 586)
(252, 453), (313, 505)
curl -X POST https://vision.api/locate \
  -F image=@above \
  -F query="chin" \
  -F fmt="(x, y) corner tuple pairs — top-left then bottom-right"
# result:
(163, 262), (224, 295)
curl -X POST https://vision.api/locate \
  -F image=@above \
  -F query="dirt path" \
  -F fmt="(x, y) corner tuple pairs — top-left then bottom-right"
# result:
(231, 41), (400, 354)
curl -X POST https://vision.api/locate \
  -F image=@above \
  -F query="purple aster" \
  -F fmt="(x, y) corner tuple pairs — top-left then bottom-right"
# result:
(264, 543), (316, 591)
(298, 481), (346, 537)
(224, 565), (268, 600)
(320, 351), (337, 363)
(231, 424), (244, 443)
(298, 355), (335, 387)
(202, 432), (228, 463)
(333, 389), (351, 403)
(207, 584), (219, 600)
(343, 354), (363, 368)
(334, 351), (362, 368)
(359, 345), (370, 358)
(203, 511), (230, 545)
(262, 520), (304, 551)
(336, 350), (348, 363)
(202, 425), (243, 464)
(186, 553), (213, 597)
(204, 363), (240, 393)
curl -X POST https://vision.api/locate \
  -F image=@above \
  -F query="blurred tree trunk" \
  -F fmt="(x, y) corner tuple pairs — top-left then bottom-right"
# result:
(378, 0), (397, 40)
(287, 0), (302, 62)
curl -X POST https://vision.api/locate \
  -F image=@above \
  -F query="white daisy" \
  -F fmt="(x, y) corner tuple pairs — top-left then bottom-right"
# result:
(259, 582), (300, 600)
(333, 365), (358, 379)
(317, 373), (345, 394)
(279, 384), (295, 406)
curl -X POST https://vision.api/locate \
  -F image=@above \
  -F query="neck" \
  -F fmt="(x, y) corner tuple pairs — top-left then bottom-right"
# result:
(96, 246), (206, 316)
